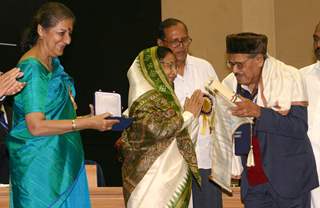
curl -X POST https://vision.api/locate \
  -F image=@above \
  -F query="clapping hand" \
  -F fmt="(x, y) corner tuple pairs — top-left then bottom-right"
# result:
(0, 68), (26, 97)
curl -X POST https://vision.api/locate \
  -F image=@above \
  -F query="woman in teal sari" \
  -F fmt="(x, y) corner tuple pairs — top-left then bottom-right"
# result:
(6, 2), (118, 207)
(121, 46), (204, 207)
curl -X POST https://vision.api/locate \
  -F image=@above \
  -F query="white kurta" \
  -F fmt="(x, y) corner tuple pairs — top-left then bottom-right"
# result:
(300, 61), (320, 208)
(174, 54), (219, 169)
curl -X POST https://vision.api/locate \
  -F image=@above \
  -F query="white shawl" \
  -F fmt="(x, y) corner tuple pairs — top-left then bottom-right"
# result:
(223, 55), (307, 113)
(210, 55), (307, 192)
(127, 59), (153, 109)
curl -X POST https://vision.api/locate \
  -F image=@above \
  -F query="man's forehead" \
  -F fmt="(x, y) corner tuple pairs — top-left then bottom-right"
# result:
(164, 24), (188, 38)
(227, 53), (250, 60)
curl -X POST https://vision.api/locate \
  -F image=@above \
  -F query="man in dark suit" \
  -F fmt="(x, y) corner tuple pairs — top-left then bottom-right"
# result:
(222, 32), (319, 208)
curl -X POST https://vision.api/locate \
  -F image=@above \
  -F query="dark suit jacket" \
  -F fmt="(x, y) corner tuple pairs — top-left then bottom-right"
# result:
(236, 87), (319, 199)
(0, 100), (12, 184)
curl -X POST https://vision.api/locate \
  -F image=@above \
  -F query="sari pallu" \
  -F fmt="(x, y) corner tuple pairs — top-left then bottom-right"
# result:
(122, 46), (200, 208)
(6, 57), (90, 207)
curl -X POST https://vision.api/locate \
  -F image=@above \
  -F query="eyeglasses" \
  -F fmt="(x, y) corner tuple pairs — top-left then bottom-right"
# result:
(313, 34), (320, 43)
(163, 37), (192, 48)
(226, 57), (252, 70)
(159, 61), (177, 71)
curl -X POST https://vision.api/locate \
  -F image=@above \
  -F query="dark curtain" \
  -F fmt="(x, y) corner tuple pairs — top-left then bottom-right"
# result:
(0, 0), (161, 186)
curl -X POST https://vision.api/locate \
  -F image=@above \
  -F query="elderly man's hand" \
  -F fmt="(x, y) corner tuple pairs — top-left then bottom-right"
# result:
(230, 97), (261, 118)
(0, 67), (26, 97)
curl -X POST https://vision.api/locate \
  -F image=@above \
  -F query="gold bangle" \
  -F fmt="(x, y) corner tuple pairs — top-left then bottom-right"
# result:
(72, 119), (77, 131)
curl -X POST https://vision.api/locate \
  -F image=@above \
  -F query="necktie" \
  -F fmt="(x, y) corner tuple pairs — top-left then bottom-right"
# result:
(0, 110), (8, 131)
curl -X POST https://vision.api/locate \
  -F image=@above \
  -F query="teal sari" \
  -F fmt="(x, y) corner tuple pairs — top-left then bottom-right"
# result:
(6, 57), (90, 207)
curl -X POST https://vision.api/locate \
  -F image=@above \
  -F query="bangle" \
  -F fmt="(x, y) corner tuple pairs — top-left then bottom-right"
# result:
(72, 119), (77, 131)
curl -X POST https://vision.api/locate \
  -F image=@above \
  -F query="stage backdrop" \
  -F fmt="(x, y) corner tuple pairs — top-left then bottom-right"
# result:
(0, 0), (161, 186)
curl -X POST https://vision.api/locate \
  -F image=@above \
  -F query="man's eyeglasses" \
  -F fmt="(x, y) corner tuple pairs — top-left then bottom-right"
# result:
(159, 61), (177, 71)
(164, 37), (192, 48)
(313, 34), (320, 43)
(226, 57), (252, 70)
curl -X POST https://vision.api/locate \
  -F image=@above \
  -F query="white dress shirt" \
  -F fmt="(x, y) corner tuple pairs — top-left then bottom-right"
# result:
(174, 54), (219, 169)
(300, 61), (320, 208)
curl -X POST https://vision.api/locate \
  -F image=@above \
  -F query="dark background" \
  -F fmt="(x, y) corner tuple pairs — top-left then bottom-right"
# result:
(0, 0), (161, 186)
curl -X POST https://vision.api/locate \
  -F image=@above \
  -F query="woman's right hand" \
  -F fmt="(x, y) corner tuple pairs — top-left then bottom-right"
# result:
(184, 89), (204, 117)
(89, 112), (119, 131)
(25, 111), (120, 136)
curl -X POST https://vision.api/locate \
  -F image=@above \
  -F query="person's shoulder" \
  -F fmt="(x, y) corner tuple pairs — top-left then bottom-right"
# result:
(270, 57), (306, 87)
(300, 62), (318, 75)
(187, 54), (213, 67)
(269, 56), (301, 76)
(17, 57), (50, 82)
(17, 57), (43, 71)
(187, 54), (217, 77)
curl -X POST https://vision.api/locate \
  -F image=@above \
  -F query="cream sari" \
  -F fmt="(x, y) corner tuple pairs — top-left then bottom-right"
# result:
(121, 46), (200, 208)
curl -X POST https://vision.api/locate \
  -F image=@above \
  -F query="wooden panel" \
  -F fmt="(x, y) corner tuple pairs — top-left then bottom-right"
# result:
(85, 164), (98, 188)
(0, 186), (243, 208)
(0, 187), (125, 208)
(223, 187), (244, 208)
(0, 187), (10, 208)
(90, 187), (125, 208)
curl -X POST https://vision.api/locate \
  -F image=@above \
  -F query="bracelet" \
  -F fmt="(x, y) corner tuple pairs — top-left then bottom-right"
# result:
(72, 119), (77, 131)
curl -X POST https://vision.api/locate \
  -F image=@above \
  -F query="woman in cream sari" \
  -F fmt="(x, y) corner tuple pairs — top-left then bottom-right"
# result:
(121, 46), (203, 208)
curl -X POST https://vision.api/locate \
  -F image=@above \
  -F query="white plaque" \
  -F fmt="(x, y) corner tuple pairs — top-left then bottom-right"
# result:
(94, 91), (121, 117)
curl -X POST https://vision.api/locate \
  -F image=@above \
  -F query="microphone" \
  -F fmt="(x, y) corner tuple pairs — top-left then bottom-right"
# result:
(0, 42), (17, 47)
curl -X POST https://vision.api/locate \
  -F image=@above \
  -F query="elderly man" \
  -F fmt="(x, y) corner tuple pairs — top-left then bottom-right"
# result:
(157, 18), (222, 208)
(223, 32), (318, 208)
(300, 21), (320, 208)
